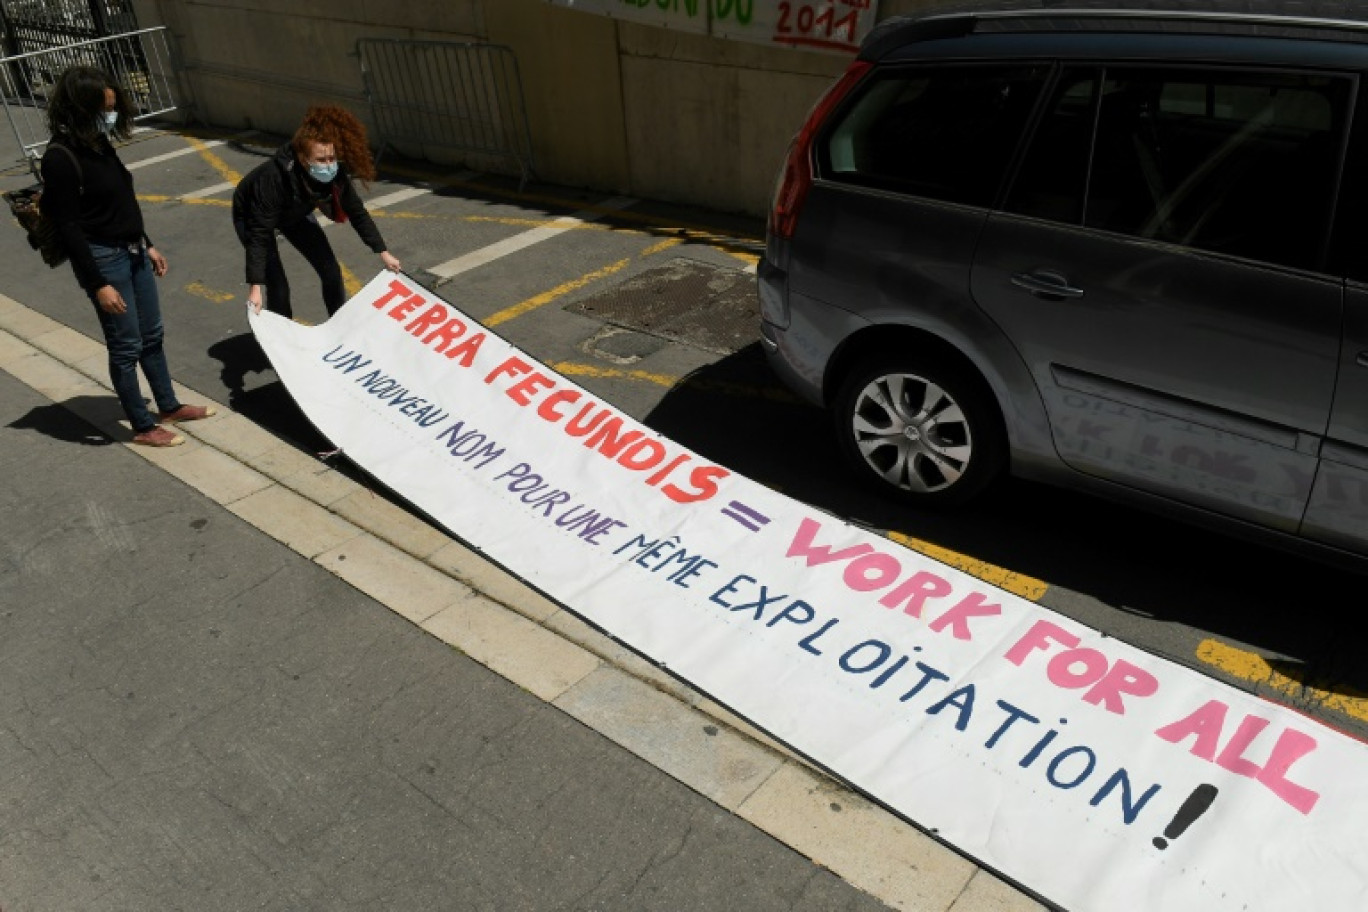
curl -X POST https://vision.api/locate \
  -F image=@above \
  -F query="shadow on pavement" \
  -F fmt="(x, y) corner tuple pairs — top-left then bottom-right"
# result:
(206, 332), (328, 445)
(205, 332), (272, 400)
(204, 331), (388, 490)
(642, 342), (841, 502)
(8, 398), (117, 446)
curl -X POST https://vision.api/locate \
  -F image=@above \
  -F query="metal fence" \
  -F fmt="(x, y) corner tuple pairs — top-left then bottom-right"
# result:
(356, 38), (535, 188)
(0, 25), (177, 172)
(0, 0), (139, 53)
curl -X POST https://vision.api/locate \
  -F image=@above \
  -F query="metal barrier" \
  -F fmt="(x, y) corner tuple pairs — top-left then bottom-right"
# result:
(0, 0), (140, 52)
(0, 26), (178, 173)
(356, 38), (535, 188)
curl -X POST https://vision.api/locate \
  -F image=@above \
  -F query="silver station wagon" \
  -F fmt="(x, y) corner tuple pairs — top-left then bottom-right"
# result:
(758, 9), (1368, 565)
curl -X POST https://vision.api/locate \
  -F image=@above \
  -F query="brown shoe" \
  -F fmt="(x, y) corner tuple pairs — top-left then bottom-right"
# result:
(133, 425), (184, 447)
(159, 403), (218, 423)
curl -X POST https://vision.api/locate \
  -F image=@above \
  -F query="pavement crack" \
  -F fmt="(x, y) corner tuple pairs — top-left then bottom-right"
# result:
(399, 774), (478, 834)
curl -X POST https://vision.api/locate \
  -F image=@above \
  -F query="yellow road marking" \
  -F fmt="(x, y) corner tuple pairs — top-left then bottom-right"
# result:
(137, 193), (230, 207)
(484, 236), (684, 328)
(550, 363), (681, 389)
(185, 135), (241, 184)
(1196, 639), (1368, 724)
(486, 258), (631, 327)
(465, 215), (589, 229)
(340, 261), (362, 298)
(887, 532), (1049, 601)
(641, 237), (684, 257)
(184, 281), (235, 303)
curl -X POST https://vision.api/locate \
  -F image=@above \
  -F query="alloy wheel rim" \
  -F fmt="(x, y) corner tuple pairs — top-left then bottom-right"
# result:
(850, 372), (973, 494)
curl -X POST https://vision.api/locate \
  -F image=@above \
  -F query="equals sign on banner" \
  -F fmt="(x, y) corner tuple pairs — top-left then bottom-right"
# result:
(721, 501), (771, 532)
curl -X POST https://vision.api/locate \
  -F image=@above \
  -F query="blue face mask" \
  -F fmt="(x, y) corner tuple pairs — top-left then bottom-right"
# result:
(308, 161), (338, 183)
(97, 110), (118, 134)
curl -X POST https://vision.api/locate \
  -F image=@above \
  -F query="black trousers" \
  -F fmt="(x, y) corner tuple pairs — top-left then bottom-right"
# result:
(234, 215), (345, 319)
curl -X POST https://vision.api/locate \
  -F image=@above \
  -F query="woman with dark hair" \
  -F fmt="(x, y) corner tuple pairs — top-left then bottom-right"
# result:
(40, 65), (215, 447)
(232, 104), (401, 319)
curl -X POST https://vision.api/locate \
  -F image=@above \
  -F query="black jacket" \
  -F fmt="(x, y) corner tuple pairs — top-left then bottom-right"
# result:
(40, 135), (152, 294)
(232, 143), (386, 285)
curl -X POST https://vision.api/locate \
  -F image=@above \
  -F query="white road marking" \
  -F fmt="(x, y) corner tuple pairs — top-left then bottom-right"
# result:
(124, 130), (258, 172)
(330, 169), (483, 219)
(179, 181), (236, 200)
(365, 187), (432, 210)
(427, 196), (637, 280)
(125, 140), (227, 170)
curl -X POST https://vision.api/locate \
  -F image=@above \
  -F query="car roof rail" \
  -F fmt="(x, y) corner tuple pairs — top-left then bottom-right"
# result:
(862, 8), (1368, 57)
(860, 14), (978, 59)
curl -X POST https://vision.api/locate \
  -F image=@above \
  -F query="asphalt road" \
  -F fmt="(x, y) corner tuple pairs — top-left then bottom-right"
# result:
(4, 121), (1365, 765)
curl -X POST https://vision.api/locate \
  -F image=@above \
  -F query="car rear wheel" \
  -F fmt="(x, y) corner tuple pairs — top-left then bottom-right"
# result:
(833, 356), (1005, 507)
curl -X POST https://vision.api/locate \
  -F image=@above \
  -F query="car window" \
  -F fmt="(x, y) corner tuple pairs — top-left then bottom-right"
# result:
(1006, 71), (1099, 224)
(819, 64), (1047, 207)
(1009, 66), (1350, 271)
(1330, 92), (1368, 282)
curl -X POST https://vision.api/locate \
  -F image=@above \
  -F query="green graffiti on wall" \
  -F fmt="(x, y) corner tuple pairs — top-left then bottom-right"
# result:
(713, 0), (755, 25)
(619, 0), (702, 16)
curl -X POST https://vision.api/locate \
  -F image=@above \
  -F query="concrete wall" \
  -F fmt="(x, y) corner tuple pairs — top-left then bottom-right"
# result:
(614, 23), (846, 214)
(140, 0), (957, 215)
(485, 1), (631, 195)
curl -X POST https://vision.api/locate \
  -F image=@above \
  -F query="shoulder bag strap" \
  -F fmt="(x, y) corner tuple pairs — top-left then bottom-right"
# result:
(46, 141), (83, 194)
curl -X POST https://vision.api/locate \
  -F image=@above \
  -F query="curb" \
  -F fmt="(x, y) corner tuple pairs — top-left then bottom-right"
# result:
(0, 291), (1048, 912)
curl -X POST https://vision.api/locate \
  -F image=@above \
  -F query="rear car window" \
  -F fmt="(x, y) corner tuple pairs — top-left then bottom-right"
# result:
(1008, 66), (1350, 271)
(818, 64), (1047, 207)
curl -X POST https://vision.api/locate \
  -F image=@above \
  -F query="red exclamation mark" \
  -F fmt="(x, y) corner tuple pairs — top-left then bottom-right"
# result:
(1153, 784), (1218, 850)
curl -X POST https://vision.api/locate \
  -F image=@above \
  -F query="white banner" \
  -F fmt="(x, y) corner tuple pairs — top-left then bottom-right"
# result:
(252, 272), (1368, 912)
(547, 0), (880, 54)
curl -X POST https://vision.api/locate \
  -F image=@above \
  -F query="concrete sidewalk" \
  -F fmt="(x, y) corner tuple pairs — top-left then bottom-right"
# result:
(0, 291), (1049, 911)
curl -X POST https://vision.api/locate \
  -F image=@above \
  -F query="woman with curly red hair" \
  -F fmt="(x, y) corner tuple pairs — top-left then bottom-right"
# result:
(232, 105), (401, 319)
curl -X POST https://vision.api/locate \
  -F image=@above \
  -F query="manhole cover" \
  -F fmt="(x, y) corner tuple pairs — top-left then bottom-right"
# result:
(565, 257), (759, 355)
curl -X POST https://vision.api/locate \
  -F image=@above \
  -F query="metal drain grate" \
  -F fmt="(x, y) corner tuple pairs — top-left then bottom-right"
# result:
(565, 258), (759, 355)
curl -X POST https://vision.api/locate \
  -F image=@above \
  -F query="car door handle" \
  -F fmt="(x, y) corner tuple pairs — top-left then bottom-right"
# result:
(1011, 270), (1085, 300)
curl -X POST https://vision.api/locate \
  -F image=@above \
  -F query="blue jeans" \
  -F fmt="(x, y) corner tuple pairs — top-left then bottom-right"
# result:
(234, 215), (345, 319)
(88, 242), (180, 433)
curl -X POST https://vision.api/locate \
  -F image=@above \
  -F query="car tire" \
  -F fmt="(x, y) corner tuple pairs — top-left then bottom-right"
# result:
(833, 355), (1006, 507)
